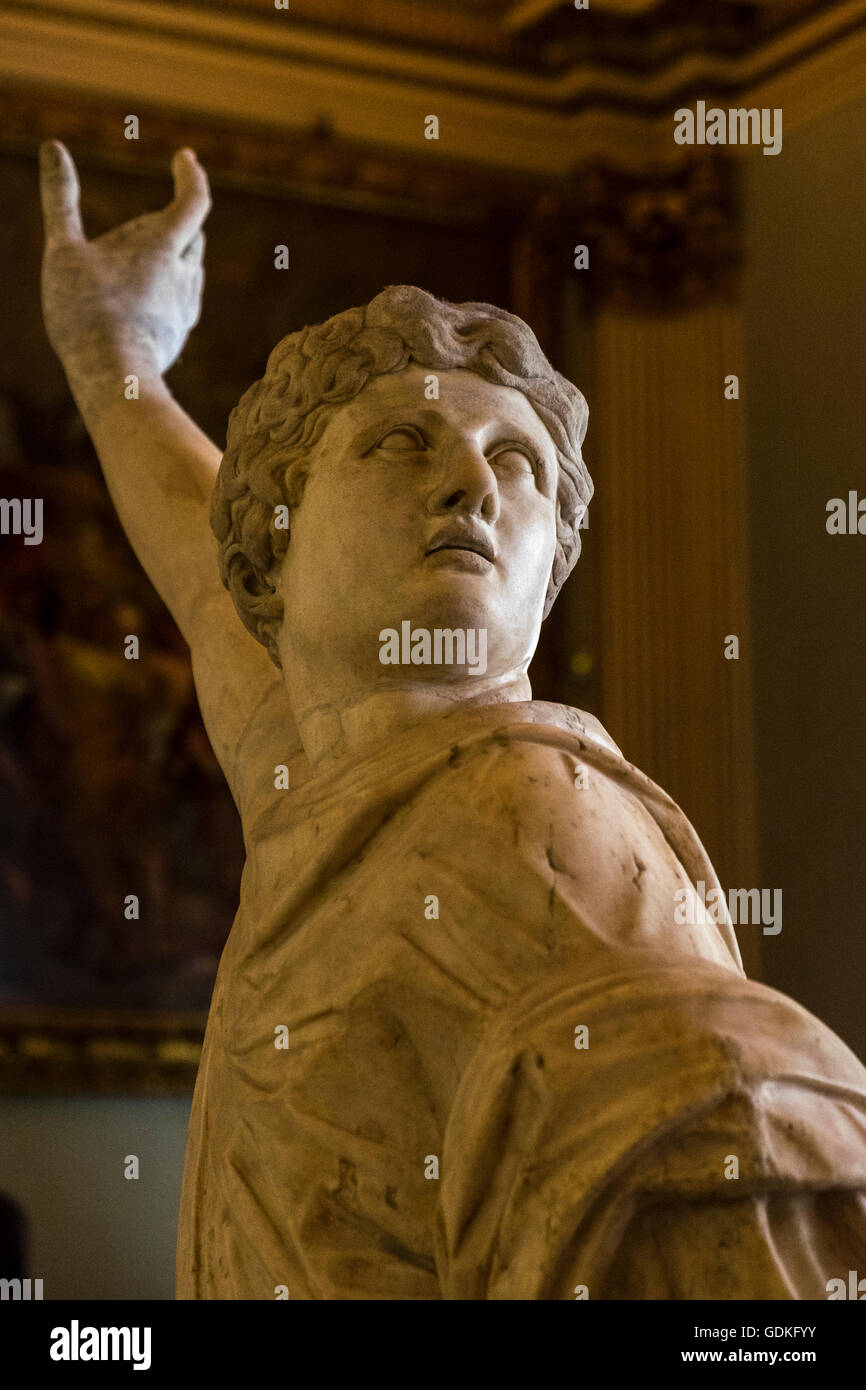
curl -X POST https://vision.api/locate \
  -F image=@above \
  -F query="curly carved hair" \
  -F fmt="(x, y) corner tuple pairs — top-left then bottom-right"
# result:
(211, 285), (592, 668)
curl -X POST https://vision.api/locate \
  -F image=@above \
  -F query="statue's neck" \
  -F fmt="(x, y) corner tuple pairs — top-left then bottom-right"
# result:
(291, 672), (533, 771)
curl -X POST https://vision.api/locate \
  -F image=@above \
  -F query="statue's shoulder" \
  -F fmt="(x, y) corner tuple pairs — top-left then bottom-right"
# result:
(467, 699), (624, 760)
(390, 700), (630, 811)
(530, 701), (623, 757)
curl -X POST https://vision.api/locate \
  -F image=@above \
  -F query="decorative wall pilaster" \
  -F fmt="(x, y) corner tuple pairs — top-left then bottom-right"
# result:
(568, 157), (760, 975)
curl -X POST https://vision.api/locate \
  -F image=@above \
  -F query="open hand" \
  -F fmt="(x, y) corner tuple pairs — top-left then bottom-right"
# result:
(39, 141), (211, 381)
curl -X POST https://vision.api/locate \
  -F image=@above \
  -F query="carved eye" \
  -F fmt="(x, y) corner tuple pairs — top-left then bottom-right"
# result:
(377, 426), (425, 450)
(490, 445), (537, 475)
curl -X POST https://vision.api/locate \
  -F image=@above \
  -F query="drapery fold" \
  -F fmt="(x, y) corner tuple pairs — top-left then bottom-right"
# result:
(177, 702), (866, 1299)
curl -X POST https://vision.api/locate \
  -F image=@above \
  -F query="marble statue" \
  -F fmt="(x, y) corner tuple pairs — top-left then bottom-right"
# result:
(39, 141), (866, 1300)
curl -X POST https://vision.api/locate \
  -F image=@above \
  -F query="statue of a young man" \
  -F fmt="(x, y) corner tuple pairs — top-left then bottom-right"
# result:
(39, 142), (866, 1300)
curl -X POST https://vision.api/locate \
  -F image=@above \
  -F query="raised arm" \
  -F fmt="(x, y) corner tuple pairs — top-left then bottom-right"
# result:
(38, 140), (298, 811)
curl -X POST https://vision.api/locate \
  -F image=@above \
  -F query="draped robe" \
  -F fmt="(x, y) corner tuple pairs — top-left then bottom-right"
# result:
(176, 700), (866, 1299)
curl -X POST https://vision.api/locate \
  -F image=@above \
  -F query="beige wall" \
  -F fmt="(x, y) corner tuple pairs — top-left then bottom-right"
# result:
(0, 1096), (189, 1298)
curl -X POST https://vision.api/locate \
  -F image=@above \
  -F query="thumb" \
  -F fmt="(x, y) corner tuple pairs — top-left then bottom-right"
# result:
(161, 148), (212, 250)
(39, 141), (85, 246)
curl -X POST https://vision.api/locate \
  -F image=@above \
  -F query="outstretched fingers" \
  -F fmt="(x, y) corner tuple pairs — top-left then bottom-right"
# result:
(39, 141), (85, 246)
(162, 149), (212, 251)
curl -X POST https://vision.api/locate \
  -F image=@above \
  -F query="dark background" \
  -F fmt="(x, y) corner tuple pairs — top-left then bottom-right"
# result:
(0, 149), (524, 1011)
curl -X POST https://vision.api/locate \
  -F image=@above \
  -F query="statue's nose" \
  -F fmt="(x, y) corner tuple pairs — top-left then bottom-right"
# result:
(426, 442), (499, 521)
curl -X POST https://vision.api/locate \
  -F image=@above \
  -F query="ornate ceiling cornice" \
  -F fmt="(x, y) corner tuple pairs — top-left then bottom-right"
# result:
(1, 0), (865, 178)
(118, 0), (862, 82)
(0, 0), (860, 313)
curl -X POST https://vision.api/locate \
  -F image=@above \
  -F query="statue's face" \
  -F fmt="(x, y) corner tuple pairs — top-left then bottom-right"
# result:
(275, 363), (559, 688)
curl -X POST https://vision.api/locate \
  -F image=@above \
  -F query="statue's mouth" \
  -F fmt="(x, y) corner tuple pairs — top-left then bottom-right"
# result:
(425, 527), (496, 565)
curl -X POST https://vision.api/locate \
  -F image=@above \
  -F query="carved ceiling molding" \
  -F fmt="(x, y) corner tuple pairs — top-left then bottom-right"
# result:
(1, 0), (865, 178)
(20, 0), (855, 82)
(0, 80), (548, 224)
(0, 79), (740, 323)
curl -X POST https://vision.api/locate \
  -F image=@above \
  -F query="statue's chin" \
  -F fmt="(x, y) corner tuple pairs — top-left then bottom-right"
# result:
(400, 574), (510, 634)
(406, 558), (547, 640)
